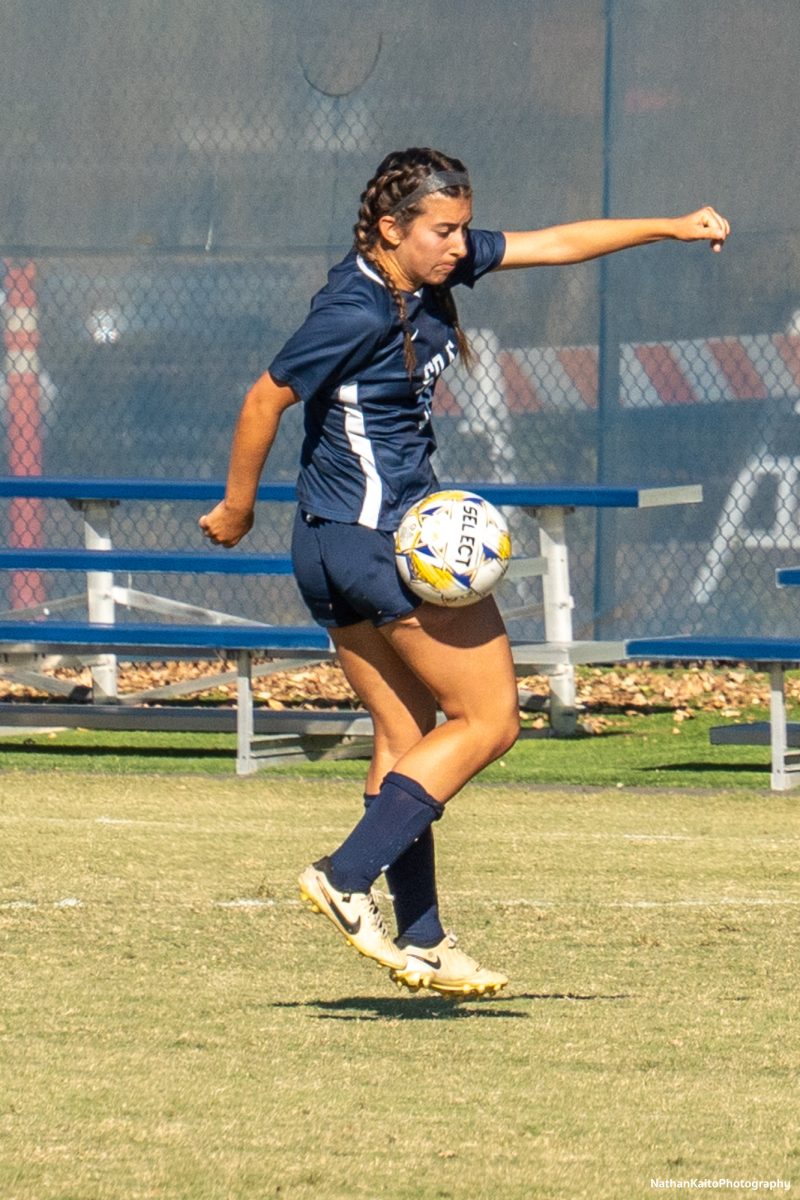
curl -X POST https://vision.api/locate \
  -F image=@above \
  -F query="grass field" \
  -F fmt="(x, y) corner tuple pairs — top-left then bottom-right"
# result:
(0, 706), (790, 789)
(1, 768), (798, 1199)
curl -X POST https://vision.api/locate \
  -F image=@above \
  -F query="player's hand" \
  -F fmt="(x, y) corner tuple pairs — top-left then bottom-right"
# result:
(199, 501), (254, 548)
(673, 206), (730, 252)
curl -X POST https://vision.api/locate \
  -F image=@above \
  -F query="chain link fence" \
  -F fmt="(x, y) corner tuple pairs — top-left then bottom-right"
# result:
(1, 0), (799, 638)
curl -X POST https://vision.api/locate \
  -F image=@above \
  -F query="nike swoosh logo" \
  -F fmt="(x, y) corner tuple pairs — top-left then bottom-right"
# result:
(411, 954), (442, 970)
(319, 880), (362, 936)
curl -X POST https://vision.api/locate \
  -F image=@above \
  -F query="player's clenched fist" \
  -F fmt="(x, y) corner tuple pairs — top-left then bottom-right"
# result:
(199, 501), (253, 547)
(672, 206), (730, 251)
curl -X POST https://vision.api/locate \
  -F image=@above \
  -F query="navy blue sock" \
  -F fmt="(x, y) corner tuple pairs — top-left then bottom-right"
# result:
(327, 772), (444, 895)
(364, 793), (446, 949)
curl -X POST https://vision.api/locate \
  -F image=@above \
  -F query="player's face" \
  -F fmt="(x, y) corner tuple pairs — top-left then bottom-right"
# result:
(389, 194), (473, 290)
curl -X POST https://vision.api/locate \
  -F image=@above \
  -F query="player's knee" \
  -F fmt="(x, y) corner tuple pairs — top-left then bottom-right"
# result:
(373, 710), (437, 763)
(475, 704), (520, 764)
(493, 707), (521, 759)
(379, 728), (432, 764)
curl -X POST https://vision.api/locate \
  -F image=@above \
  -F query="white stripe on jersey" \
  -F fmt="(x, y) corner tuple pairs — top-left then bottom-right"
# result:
(356, 254), (422, 299)
(356, 256), (386, 288)
(338, 382), (383, 528)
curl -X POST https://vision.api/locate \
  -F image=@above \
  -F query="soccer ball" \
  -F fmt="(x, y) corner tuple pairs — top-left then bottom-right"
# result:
(394, 490), (512, 607)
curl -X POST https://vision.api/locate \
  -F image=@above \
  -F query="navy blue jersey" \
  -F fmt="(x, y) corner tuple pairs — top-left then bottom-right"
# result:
(268, 228), (506, 530)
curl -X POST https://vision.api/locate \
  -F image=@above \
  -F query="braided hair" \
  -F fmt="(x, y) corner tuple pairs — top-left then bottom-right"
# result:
(352, 147), (475, 375)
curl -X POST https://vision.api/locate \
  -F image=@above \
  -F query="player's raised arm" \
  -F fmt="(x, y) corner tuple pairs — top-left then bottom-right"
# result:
(198, 372), (299, 547)
(497, 207), (730, 269)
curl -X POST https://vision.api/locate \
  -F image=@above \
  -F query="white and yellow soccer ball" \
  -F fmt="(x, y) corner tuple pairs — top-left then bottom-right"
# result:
(394, 489), (512, 607)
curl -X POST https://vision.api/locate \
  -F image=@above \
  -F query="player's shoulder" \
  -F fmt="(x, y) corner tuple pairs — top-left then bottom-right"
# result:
(308, 251), (394, 334)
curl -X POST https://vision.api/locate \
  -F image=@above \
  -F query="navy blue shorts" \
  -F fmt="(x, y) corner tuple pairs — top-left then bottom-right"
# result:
(291, 508), (422, 629)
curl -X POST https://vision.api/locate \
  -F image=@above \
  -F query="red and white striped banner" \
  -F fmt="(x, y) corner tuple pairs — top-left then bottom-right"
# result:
(2, 259), (44, 607)
(436, 332), (800, 413)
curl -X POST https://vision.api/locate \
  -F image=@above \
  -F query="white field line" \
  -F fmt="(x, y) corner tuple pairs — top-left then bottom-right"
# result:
(483, 896), (800, 910)
(0, 814), (798, 848)
(0, 896), (299, 911)
(0, 814), (345, 836)
(4, 895), (800, 913)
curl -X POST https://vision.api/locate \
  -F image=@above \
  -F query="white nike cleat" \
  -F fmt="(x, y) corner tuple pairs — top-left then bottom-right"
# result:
(298, 857), (406, 970)
(390, 932), (509, 997)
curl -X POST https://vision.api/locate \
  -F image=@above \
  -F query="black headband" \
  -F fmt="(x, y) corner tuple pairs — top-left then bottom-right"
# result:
(389, 170), (470, 214)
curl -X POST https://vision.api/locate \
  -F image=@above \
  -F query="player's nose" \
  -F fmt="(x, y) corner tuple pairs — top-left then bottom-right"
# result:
(450, 227), (468, 257)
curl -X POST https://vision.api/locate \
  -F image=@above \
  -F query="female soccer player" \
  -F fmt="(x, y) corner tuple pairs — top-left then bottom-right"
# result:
(200, 147), (728, 997)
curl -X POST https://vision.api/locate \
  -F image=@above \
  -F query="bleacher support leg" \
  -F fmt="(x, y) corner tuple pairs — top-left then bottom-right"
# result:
(769, 662), (791, 790)
(237, 649), (256, 776)
(534, 505), (577, 735)
(78, 499), (118, 702)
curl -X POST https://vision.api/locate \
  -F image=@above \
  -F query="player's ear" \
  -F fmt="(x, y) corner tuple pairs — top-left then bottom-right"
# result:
(377, 213), (405, 247)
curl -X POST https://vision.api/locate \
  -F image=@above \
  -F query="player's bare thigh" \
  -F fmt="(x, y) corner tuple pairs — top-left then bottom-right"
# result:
(330, 619), (437, 790)
(379, 596), (519, 726)
(367, 597), (519, 800)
